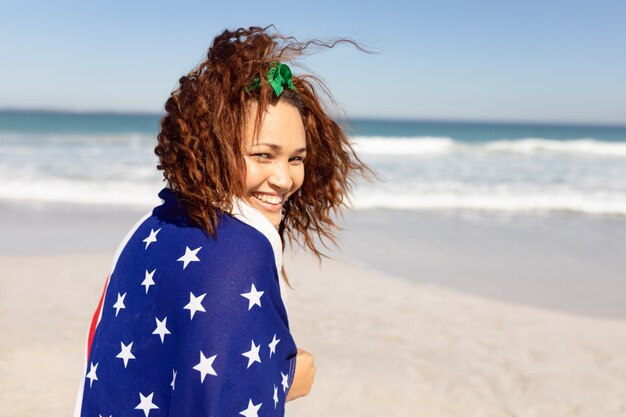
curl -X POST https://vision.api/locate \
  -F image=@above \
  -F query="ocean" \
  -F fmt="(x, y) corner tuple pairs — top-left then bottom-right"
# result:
(3, 110), (625, 318)
(2, 110), (626, 216)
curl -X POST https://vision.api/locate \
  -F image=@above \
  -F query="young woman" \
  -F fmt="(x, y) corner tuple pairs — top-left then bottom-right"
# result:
(75, 26), (370, 417)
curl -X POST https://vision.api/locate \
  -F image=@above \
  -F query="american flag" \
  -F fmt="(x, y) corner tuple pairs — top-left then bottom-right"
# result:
(74, 188), (297, 417)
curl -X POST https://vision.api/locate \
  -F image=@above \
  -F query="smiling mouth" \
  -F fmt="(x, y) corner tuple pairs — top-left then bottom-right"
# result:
(251, 192), (284, 206)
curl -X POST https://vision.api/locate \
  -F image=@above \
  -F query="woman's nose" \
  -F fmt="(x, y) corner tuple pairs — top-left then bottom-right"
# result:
(268, 162), (292, 190)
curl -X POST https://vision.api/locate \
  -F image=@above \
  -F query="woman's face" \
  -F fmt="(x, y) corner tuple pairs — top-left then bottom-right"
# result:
(242, 100), (307, 227)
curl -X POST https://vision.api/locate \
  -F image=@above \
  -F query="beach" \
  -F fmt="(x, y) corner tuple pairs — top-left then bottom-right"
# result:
(2, 113), (626, 415)
(2, 205), (626, 416)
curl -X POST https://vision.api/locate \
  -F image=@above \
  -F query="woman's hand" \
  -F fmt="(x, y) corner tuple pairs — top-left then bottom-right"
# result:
(286, 348), (316, 401)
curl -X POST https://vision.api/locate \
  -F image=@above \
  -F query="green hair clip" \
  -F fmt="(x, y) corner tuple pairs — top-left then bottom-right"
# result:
(246, 61), (297, 97)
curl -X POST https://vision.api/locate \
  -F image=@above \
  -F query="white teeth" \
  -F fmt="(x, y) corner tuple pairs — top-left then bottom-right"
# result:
(253, 194), (282, 204)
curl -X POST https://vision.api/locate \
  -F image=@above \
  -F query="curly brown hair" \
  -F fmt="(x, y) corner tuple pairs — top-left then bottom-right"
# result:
(155, 25), (373, 270)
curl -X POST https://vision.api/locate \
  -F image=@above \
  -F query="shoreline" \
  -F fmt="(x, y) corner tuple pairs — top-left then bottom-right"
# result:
(2, 201), (626, 319)
(334, 209), (626, 320)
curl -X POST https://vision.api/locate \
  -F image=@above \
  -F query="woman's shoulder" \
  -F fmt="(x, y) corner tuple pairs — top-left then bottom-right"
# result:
(121, 192), (275, 274)
(106, 189), (278, 289)
(107, 204), (278, 307)
(146, 188), (274, 254)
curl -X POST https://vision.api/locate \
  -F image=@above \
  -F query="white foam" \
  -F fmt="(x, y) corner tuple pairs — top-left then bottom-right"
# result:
(0, 179), (162, 208)
(351, 136), (455, 155)
(483, 138), (626, 156)
(350, 188), (626, 216)
(351, 136), (626, 157)
(4, 176), (626, 216)
(0, 131), (155, 146)
(3, 131), (626, 216)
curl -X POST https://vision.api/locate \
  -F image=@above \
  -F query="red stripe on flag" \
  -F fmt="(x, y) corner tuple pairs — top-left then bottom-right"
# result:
(86, 275), (109, 362)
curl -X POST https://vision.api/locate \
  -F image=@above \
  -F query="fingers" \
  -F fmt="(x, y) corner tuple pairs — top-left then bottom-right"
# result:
(286, 348), (316, 402)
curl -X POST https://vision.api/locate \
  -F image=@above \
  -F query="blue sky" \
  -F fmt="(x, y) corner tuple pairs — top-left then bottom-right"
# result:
(1, 0), (625, 124)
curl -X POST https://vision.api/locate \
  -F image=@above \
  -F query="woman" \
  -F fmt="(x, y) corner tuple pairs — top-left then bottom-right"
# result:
(75, 26), (370, 417)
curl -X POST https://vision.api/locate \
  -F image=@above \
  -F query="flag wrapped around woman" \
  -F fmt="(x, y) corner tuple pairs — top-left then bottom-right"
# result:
(76, 188), (296, 416)
(75, 25), (372, 416)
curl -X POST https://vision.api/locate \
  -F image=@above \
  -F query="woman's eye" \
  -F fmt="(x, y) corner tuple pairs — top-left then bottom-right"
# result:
(289, 156), (305, 164)
(252, 153), (271, 160)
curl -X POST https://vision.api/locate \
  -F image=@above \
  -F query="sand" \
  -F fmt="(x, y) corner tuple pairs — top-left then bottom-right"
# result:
(1, 249), (626, 417)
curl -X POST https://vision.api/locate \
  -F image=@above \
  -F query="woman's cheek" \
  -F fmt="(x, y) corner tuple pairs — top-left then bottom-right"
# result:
(244, 160), (263, 190)
(294, 165), (305, 191)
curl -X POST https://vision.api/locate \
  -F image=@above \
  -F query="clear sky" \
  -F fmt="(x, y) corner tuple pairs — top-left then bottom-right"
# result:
(1, 0), (625, 124)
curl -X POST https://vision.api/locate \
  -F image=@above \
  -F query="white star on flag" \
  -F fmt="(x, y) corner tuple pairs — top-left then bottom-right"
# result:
(86, 362), (98, 387)
(113, 292), (126, 317)
(142, 228), (161, 249)
(177, 246), (202, 269)
(135, 392), (159, 417)
(241, 340), (262, 368)
(240, 283), (264, 310)
(193, 351), (218, 383)
(268, 334), (280, 358)
(116, 341), (136, 368)
(183, 292), (206, 319)
(239, 399), (262, 417)
(273, 384), (279, 409)
(152, 317), (171, 343)
(141, 269), (156, 294)
(281, 372), (289, 393)
(170, 369), (177, 390)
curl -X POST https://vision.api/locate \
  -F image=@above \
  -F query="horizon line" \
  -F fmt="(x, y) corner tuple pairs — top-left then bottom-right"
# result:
(1, 107), (626, 129)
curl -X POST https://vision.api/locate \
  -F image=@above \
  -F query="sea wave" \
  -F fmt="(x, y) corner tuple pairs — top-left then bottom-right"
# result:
(351, 188), (626, 216)
(0, 179), (163, 208)
(4, 131), (626, 157)
(3, 177), (626, 216)
(3, 130), (626, 216)
(351, 136), (456, 155)
(0, 131), (155, 147)
(483, 138), (626, 156)
(351, 136), (626, 157)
